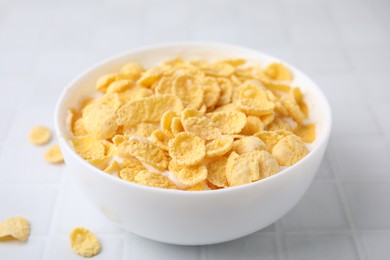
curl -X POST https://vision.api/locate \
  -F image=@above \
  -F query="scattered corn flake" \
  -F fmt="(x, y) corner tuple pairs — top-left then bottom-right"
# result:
(173, 74), (203, 108)
(96, 73), (116, 92)
(206, 135), (234, 158)
(254, 130), (293, 151)
(168, 132), (205, 166)
(294, 123), (316, 143)
(211, 111), (247, 134)
(232, 136), (267, 155)
(171, 117), (184, 134)
(272, 135), (309, 166)
(240, 115), (264, 135)
(69, 227), (101, 258)
(29, 126), (51, 145)
(122, 139), (168, 171)
(206, 157), (228, 188)
(134, 170), (177, 189)
(174, 164), (207, 186)
(0, 217), (30, 242)
(226, 152), (254, 187)
(116, 94), (183, 126)
(265, 63), (293, 82)
(106, 79), (133, 94)
(83, 103), (118, 139)
(44, 144), (64, 164)
(151, 129), (174, 151)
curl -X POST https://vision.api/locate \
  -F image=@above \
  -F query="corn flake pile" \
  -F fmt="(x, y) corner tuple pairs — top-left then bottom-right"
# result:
(68, 58), (316, 191)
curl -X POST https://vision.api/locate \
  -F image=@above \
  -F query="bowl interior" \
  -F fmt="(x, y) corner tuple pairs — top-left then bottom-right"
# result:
(55, 43), (332, 187)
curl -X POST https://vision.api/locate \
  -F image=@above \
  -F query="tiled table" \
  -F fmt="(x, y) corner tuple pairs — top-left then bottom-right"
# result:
(1, 0), (389, 259)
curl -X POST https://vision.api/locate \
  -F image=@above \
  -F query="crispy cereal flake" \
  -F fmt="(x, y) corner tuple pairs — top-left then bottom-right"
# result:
(272, 135), (309, 166)
(205, 135), (234, 158)
(232, 136), (267, 155)
(175, 164), (208, 186)
(0, 217), (30, 242)
(294, 123), (316, 143)
(69, 228), (101, 258)
(29, 126), (51, 145)
(211, 111), (246, 134)
(44, 144), (64, 164)
(206, 157), (228, 188)
(168, 132), (205, 166)
(135, 170), (177, 189)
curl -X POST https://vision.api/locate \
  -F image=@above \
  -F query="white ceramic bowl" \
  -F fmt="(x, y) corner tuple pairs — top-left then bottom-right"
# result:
(55, 43), (332, 245)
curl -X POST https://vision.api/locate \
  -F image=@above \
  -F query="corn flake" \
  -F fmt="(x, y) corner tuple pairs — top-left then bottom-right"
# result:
(182, 116), (222, 140)
(265, 63), (293, 82)
(69, 227), (101, 258)
(121, 139), (168, 171)
(0, 217), (30, 242)
(83, 103), (118, 139)
(29, 126), (51, 145)
(294, 123), (316, 143)
(135, 170), (177, 189)
(44, 144), (64, 164)
(232, 136), (267, 155)
(206, 157), (228, 188)
(211, 111), (246, 134)
(254, 130), (293, 151)
(116, 94), (183, 126)
(240, 116), (264, 135)
(272, 135), (309, 166)
(206, 135), (234, 158)
(96, 74), (116, 92)
(226, 152), (255, 187)
(174, 164), (207, 186)
(168, 132), (205, 166)
(173, 74), (203, 108)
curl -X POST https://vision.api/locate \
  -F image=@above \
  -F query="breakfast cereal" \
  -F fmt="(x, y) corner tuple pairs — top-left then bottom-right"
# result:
(69, 227), (101, 257)
(67, 57), (316, 190)
(0, 217), (30, 242)
(44, 143), (64, 164)
(29, 126), (51, 145)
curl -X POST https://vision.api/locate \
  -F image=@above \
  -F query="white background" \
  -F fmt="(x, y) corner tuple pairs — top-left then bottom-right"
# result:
(0, 0), (390, 259)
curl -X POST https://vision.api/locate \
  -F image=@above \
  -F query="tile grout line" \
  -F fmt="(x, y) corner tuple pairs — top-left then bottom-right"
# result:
(274, 220), (287, 260)
(41, 166), (68, 260)
(327, 145), (367, 260)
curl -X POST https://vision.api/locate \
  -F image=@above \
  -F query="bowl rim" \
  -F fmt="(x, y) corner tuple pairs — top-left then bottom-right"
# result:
(55, 41), (332, 196)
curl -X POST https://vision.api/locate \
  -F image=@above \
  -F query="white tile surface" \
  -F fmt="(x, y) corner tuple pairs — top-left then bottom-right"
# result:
(360, 233), (390, 260)
(281, 182), (349, 231)
(344, 183), (390, 230)
(284, 234), (359, 260)
(1, 0), (390, 259)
